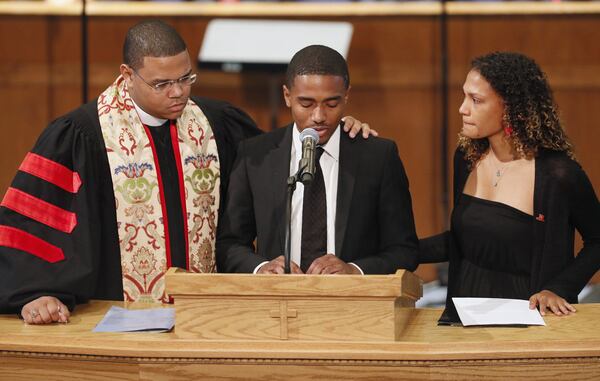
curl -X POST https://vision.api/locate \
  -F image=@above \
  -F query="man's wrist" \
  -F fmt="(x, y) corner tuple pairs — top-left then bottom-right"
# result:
(348, 262), (364, 275)
(253, 261), (269, 274)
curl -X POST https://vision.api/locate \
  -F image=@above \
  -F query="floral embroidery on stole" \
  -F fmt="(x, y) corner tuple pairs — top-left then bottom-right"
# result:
(98, 76), (220, 303)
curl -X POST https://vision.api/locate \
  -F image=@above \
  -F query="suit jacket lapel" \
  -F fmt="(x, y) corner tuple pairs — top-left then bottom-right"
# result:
(335, 133), (359, 256)
(270, 125), (293, 254)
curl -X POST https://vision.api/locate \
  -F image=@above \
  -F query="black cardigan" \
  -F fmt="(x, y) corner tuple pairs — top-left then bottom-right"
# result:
(420, 148), (600, 323)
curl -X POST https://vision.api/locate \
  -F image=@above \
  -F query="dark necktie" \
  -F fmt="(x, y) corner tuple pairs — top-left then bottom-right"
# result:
(301, 147), (327, 272)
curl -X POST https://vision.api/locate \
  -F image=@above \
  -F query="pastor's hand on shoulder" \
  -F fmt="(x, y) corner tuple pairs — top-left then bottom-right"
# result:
(342, 116), (378, 139)
(529, 290), (576, 316)
(21, 296), (70, 324)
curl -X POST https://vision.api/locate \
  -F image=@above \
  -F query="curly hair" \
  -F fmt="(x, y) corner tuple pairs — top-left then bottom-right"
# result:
(458, 51), (574, 166)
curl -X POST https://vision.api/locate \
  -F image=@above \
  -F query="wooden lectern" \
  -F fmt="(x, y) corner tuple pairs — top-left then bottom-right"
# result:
(165, 268), (422, 341)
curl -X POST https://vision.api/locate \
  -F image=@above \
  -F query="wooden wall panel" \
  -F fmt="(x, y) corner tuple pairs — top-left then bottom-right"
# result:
(1, 17), (50, 191)
(0, 16), (81, 191)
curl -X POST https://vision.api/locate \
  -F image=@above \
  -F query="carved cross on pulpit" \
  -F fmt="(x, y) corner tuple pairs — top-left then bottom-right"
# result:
(270, 300), (298, 340)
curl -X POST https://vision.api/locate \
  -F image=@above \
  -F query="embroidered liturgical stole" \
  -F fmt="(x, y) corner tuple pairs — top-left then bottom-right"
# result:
(98, 76), (220, 303)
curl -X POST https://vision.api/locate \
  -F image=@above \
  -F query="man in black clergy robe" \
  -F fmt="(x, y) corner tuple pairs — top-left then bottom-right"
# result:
(217, 45), (418, 275)
(0, 21), (371, 324)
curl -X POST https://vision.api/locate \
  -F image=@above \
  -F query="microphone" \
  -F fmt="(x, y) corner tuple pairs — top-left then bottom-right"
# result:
(298, 128), (320, 185)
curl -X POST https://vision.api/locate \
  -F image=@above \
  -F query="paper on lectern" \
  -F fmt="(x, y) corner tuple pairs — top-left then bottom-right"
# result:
(452, 297), (546, 326)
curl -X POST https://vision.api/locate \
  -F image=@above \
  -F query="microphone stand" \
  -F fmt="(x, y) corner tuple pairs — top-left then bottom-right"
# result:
(284, 160), (310, 274)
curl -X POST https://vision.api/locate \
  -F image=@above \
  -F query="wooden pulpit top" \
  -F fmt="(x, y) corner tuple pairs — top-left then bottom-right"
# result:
(1, 300), (600, 362)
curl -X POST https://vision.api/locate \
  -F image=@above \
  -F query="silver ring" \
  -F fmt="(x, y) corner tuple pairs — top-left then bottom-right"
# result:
(30, 309), (39, 319)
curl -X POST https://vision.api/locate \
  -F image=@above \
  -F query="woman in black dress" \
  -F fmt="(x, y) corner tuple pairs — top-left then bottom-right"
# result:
(420, 52), (600, 323)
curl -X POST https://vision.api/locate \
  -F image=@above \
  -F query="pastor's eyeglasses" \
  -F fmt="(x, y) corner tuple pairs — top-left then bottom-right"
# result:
(132, 69), (197, 92)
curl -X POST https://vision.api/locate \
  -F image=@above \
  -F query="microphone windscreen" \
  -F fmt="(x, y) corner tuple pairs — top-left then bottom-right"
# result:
(299, 128), (319, 143)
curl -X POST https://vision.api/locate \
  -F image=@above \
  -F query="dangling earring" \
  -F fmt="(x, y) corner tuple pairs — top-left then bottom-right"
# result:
(502, 112), (513, 137)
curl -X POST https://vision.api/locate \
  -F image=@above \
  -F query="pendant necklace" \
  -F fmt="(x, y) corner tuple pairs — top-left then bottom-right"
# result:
(491, 159), (514, 187)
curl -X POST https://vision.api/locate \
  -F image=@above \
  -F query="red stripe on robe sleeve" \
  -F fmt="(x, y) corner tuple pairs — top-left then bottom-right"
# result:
(1, 187), (77, 233)
(0, 225), (65, 263)
(19, 152), (82, 193)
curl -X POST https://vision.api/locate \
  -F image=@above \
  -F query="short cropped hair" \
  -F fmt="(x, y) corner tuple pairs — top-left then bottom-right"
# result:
(285, 45), (350, 89)
(123, 20), (187, 70)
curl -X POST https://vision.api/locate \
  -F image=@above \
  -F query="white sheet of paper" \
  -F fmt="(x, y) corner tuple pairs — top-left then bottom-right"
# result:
(452, 297), (546, 326)
(93, 306), (175, 333)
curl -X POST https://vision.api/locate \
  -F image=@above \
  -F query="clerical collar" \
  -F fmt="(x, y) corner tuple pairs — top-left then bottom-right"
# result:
(131, 98), (168, 127)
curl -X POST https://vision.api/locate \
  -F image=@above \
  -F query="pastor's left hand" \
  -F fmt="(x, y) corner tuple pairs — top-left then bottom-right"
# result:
(342, 116), (378, 139)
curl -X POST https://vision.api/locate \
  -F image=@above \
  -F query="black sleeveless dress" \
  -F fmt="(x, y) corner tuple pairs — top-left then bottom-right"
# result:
(452, 194), (534, 300)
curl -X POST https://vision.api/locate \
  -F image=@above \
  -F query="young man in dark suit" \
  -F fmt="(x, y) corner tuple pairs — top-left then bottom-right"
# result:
(217, 45), (418, 275)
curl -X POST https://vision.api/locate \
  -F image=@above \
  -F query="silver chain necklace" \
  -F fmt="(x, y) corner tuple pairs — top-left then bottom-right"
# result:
(488, 152), (515, 187)
(492, 164), (512, 187)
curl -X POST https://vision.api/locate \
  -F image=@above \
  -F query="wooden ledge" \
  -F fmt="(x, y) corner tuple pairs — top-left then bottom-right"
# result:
(0, 1), (81, 16)
(165, 268), (423, 299)
(1, 2), (599, 17)
(447, 2), (600, 15)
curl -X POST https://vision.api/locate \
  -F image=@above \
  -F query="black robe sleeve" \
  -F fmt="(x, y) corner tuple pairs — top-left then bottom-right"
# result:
(0, 107), (108, 313)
